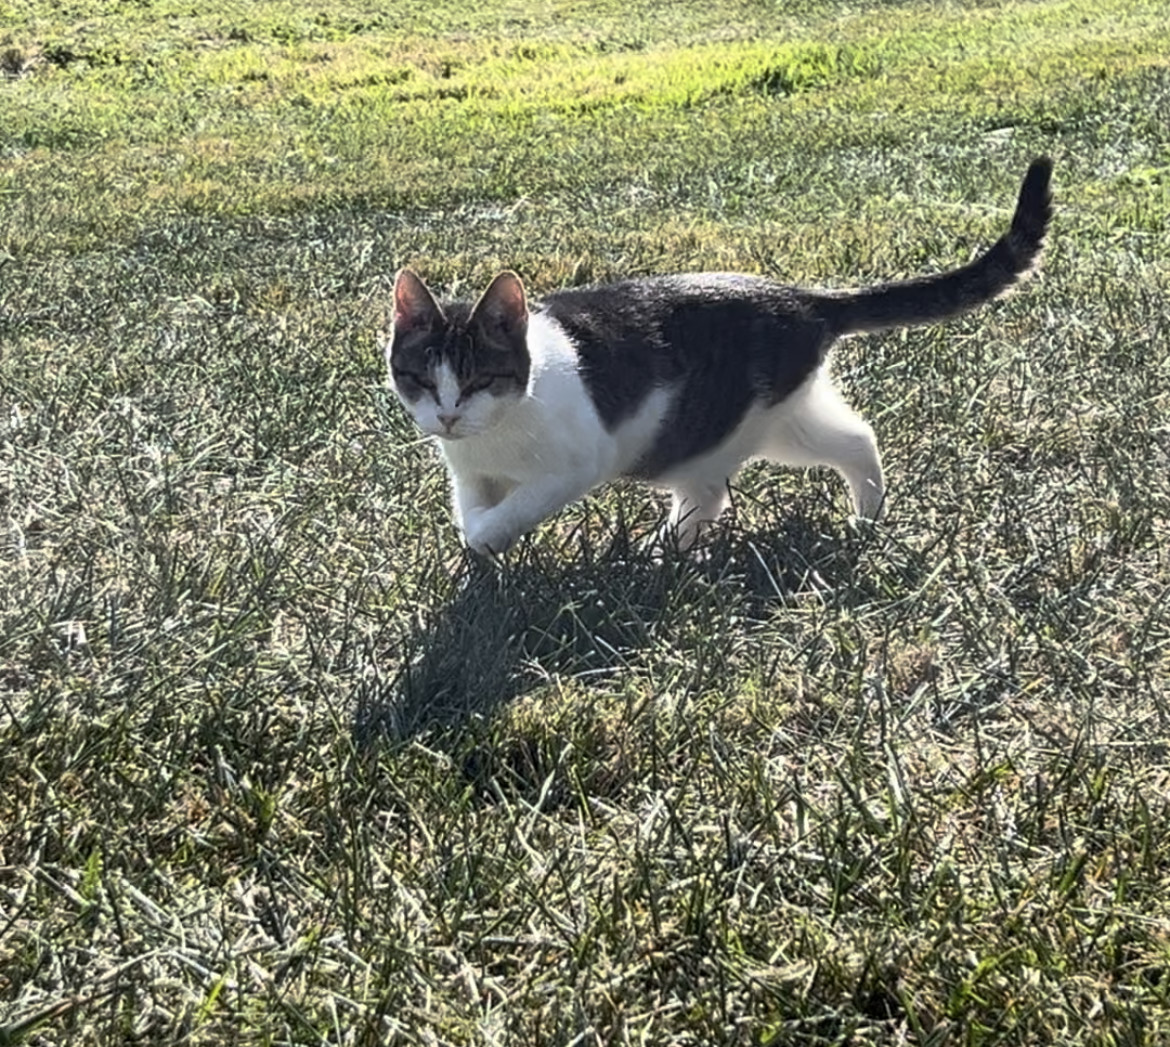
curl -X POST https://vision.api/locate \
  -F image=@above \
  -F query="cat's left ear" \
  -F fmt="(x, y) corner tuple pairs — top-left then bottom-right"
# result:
(470, 271), (528, 339)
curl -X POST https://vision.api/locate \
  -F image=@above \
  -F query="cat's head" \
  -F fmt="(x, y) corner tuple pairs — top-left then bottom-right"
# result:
(387, 269), (530, 440)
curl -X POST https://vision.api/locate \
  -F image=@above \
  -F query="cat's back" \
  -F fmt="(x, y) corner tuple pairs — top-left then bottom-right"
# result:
(540, 273), (811, 334)
(534, 273), (831, 436)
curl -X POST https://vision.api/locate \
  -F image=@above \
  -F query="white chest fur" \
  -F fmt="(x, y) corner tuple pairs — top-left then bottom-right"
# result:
(437, 313), (673, 553)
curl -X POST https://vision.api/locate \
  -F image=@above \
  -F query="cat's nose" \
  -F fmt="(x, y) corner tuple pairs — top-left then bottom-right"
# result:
(437, 412), (458, 430)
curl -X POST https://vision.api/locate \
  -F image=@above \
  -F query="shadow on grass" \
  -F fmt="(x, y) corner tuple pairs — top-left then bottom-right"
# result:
(353, 512), (901, 743)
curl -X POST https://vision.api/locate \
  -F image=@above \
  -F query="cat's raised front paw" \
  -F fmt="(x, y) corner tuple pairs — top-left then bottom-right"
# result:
(462, 509), (519, 557)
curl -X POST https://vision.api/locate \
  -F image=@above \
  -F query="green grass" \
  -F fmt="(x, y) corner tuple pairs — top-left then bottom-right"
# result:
(2, 0), (1170, 1043)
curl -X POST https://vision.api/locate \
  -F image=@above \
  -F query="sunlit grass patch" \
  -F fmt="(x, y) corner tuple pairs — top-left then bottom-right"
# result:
(2, 0), (1169, 253)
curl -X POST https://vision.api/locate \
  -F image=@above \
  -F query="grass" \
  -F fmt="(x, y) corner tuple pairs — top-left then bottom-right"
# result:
(2, 0), (1170, 1043)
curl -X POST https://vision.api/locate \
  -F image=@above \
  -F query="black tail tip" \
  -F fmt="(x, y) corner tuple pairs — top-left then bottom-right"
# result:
(1016, 156), (1054, 229)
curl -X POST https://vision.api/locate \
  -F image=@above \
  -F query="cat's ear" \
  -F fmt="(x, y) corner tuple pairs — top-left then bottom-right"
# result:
(393, 268), (445, 333)
(470, 271), (528, 339)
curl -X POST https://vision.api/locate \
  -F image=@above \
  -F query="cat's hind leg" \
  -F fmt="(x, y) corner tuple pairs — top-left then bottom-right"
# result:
(763, 372), (885, 520)
(662, 478), (732, 551)
(655, 423), (762, 550)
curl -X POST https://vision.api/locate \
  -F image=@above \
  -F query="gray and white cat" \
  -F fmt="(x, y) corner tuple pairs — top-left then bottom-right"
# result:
(387, 158), (1052, 555)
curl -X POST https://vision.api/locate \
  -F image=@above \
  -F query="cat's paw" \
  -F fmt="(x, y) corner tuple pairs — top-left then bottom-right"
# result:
(647, 517), (706, 560)
(462, 509), (519, 557)
(846, 513), (882, 541)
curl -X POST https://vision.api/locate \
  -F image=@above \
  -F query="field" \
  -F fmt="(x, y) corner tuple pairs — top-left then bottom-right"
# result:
(2, 0), (1169, 1043)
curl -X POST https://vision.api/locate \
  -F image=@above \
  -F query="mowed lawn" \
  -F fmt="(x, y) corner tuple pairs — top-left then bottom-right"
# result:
(2, 0), (1169, 1043)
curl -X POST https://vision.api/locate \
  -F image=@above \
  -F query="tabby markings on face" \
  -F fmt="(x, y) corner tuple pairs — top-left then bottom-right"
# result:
(396, 359), (522, 441)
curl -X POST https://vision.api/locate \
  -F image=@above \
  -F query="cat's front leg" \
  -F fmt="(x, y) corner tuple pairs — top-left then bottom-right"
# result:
(462, 506), (517, 556)
(450, 474), (511, 531)
(460, 476), (594, 555)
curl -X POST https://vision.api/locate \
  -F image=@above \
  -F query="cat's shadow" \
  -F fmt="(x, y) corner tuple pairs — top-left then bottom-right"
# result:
(355, 514), (901, 742)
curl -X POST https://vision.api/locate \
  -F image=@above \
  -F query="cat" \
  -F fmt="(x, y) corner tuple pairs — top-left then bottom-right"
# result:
(386, 157), (1052, 556)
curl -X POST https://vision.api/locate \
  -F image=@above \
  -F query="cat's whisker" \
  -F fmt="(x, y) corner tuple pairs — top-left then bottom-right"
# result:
(402, 435), (439, 449)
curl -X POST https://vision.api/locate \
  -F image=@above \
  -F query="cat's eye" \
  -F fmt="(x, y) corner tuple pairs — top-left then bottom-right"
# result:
(393, 368), (436, 394)
(464, 372), (517, 398)
(461, 375), (498, 397)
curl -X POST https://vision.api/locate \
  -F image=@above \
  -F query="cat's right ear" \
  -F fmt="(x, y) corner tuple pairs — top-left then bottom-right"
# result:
(470, 270), (529, 339)
(393, 268), (445, 333)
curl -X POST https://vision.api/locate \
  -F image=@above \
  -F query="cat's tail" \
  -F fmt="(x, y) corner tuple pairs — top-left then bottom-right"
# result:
(814, 157), (1053, 337)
